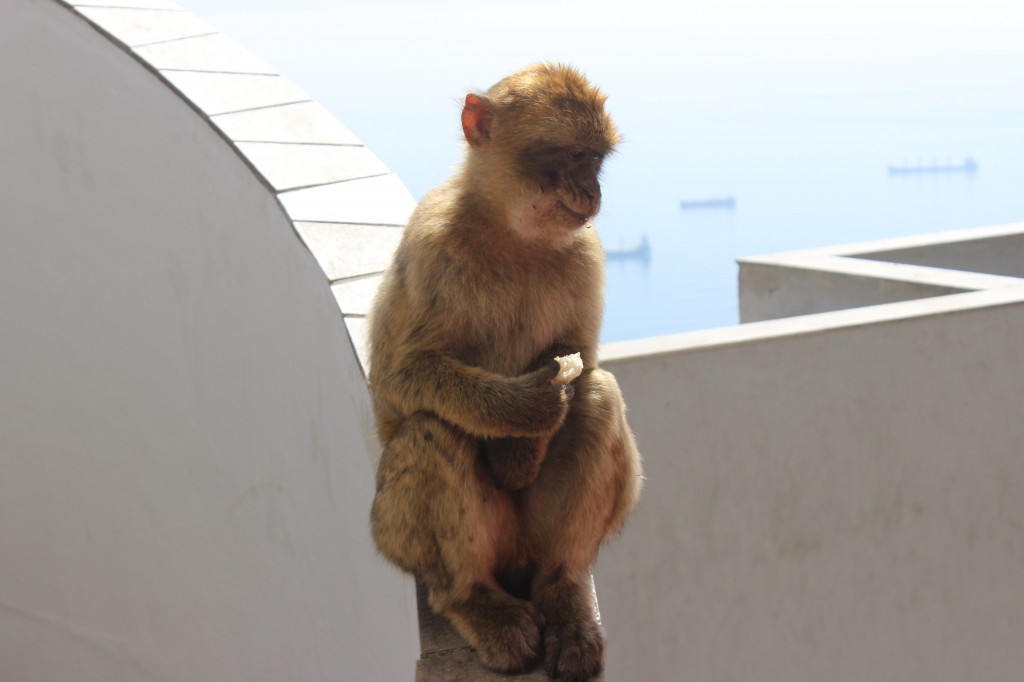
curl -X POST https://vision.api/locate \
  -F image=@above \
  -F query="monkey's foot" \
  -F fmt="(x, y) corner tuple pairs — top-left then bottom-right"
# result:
(543, 616), (605, 682)
(445, 583), (545, 673)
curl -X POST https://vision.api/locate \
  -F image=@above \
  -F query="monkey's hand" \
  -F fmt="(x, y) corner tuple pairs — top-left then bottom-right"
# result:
(504, 360), (575, 436)
(481, 436), (550, 491)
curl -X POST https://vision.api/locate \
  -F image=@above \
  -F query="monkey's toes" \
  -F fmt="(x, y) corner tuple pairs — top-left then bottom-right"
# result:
(544, 619), (605, 681)
(474, 600), (545, 674)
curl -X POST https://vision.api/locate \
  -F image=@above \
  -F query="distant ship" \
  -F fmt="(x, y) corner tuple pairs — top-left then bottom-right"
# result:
(888, 156), (978, 175)
(605, 235), (650, 261)
(680, 195), (736, 210)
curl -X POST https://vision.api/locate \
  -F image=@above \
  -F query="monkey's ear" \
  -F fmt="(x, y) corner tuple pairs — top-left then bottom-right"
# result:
(461, 94), (493, 148)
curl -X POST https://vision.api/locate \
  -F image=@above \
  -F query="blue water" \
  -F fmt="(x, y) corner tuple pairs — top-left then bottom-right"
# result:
(597, 102), (1024, 341)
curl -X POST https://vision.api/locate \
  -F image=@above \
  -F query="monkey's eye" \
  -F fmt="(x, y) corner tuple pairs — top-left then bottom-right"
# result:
(566, 147), (588, 162)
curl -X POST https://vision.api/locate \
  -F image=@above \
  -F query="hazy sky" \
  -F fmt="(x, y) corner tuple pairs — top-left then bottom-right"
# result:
(183, 1), (1024, 338)
(188, 0), (1024, 198)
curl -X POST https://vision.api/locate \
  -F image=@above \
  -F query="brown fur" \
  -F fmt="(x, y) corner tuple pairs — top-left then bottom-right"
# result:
(369, 63), (642, 681)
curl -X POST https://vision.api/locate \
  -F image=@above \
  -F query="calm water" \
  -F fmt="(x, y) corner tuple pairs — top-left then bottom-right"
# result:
(598, 101), (1024, 341)
(192, 1), (1024, 343)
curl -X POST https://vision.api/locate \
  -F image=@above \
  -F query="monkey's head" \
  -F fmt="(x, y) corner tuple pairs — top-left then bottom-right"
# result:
(460, 63), (620, 246)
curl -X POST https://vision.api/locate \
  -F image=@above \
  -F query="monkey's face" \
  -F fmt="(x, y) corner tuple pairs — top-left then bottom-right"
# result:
(508, 141), (608, 243)
(464, 64), (620, 246)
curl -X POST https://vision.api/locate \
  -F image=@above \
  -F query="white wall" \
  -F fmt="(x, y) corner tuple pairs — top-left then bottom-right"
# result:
(597, 288), (1024, 681)
(738, 259), (965, 322)
(0, 1), (417, 679)
(860, 231), (1024, 278)
(738, 223), (1024, 323)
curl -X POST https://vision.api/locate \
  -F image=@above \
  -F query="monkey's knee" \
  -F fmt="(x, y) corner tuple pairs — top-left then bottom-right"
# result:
(370, 476), (433, 577)
(370, 414), (470, 579)
(533, 367), (642, 549)
(591, 370), (644, 539)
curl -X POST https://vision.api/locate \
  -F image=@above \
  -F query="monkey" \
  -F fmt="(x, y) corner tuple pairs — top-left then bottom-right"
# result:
(368, 63), (643, 682)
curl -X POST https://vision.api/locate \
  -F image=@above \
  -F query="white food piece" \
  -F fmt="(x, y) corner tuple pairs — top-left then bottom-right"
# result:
(553, 352), (584, 385)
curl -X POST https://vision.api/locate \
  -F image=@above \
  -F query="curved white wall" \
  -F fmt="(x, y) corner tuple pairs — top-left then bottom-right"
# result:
(0, 0), (417, 679)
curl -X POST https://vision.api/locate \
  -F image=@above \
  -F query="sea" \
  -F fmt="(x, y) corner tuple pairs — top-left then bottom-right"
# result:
(597, 96), (1024, 341)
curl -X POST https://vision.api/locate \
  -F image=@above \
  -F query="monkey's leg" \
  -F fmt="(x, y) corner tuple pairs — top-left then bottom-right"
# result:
(370, 413), (545, 673)
(520, 369), (643, 681)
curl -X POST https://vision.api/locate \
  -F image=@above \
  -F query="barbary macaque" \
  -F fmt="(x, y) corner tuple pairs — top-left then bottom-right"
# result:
(369, 63), (643, 681)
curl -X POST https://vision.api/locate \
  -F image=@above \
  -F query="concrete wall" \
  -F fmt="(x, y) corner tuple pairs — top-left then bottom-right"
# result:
(596, 287), (1024, 681)
(857, 228), (1024, 278)
(738, 223), (1024, 323)
(0, 1), (417, 679)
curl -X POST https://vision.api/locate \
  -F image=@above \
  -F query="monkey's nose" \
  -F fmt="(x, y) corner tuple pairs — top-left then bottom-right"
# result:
(580, 180), (601, 207)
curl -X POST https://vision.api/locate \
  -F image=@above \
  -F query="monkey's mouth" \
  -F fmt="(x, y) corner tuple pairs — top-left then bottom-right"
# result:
(556, 201), (592, 226)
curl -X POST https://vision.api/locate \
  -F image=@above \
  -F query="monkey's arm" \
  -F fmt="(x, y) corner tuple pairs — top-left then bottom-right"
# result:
(482, 345), (590, 490)
(378, 350), (571, 439)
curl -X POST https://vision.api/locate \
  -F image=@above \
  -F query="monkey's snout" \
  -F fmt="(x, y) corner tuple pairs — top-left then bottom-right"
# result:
(581, 194), (603, 220)
(577, 184), (602, 217)
(557, 200), (593, 225)
(562, 183), (601, 220)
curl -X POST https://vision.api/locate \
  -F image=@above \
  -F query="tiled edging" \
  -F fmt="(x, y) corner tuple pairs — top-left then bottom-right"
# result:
(60, 0), (414, 372)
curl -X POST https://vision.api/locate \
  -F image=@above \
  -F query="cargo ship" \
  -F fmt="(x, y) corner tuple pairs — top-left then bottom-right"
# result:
(605, 235), (650, 261)
(680, 195), (736, 210)
(888, 156), (978, 175)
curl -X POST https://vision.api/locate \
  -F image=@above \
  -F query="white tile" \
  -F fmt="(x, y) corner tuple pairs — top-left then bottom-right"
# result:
(161, 71), (309, 116)
(235, 143), (389, 192)
(295, 222), (402, 280)
(76, 7), (214, 46)
(331, 275), (384, 316)
(210, 102), (362, 145)
(134, 33), (276, 74)
(344, 316), (371, 372)
(279, 174), (415, 226)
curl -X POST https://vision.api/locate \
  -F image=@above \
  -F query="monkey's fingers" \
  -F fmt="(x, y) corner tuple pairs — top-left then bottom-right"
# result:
(529, 362), (576, 398)
(533, 359), (563, 382)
